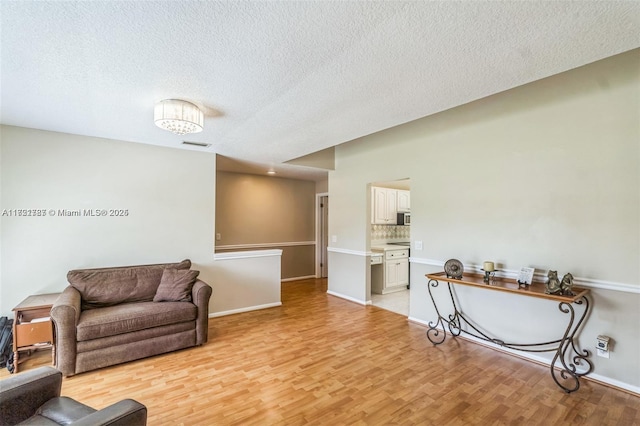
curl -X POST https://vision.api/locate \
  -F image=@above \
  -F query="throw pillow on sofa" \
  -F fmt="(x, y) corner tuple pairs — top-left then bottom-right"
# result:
(153, 268), (200, 302)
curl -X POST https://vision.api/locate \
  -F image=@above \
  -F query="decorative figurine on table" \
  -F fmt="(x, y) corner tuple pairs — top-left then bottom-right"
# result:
(545, 270), (562, 295)
(444, 259), (464, 279)
(560, 272), (575, 296)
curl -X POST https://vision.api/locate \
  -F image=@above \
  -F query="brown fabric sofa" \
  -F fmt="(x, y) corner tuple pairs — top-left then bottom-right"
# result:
(0, 366), (147, 425)
(51, 260), (212, 376)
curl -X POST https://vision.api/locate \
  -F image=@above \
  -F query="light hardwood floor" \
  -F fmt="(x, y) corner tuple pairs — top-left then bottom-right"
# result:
(3, 278), (639, 425)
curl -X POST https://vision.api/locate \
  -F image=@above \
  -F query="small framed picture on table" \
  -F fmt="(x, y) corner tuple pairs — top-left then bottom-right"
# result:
(517, 267), (535, 286)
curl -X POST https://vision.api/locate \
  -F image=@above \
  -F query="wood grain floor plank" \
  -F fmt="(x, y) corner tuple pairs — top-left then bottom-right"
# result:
(2, 278), (639, 425)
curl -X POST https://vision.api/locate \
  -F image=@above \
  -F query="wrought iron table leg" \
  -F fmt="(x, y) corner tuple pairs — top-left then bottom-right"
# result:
(446, 282), (462, 337)
(426, 279), (447, 345)
(427, 279), (463, 345)
(550, 296), (593, 393)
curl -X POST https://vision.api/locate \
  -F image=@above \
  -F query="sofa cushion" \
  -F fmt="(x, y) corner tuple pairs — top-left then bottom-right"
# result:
(153, 269), (200, 302)
(76, 301), (197, 341)
(77, 321), (195, 353)
(67, 260), (191, 309)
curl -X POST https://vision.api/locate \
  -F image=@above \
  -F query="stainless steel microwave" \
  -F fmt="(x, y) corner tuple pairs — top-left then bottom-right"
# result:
(397, 212), (410, 225)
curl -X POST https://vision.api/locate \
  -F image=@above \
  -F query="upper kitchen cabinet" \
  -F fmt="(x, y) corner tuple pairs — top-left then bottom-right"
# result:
(372, 186), (398, 224)
(397, 190), (410, 212)
(371, 186), (411, 224)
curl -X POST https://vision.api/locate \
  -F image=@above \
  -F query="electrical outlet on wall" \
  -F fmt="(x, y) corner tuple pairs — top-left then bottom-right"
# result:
(596, 335), (611, 358)
(216, 233), (221, 241)
(415, 241), (423, 250)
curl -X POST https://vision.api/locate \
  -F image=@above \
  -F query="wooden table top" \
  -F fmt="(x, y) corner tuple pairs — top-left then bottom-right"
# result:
(425, 272), (589, 303)
(12, 293), (61, 311)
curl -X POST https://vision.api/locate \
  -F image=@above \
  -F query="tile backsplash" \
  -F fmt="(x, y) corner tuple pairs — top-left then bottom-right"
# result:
(371, 224), (410, 241)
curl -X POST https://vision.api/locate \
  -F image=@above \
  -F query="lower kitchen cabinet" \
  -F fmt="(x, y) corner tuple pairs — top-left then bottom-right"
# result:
(372, 248), (409, 294)
(385, 257), (409, 288)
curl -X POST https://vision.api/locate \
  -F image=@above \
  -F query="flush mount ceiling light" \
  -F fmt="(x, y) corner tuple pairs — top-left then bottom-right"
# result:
(154, 99), (204, 135)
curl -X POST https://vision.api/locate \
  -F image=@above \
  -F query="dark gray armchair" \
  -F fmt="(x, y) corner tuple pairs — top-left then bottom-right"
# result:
(0, 366), (147, 425)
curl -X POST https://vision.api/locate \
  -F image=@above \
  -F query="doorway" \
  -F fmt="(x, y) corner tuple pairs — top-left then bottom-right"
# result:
(369, 179), (410, 316)
(317, 193), (329, 278)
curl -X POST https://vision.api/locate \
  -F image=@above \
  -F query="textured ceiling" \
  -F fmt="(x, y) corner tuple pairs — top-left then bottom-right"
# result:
(2, 2), (639, 181)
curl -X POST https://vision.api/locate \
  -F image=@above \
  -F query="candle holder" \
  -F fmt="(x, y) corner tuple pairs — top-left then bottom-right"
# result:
(482, 261), (495, 283)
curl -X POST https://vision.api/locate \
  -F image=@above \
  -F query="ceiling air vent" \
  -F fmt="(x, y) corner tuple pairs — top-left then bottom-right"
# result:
(182, 141), (211, 148)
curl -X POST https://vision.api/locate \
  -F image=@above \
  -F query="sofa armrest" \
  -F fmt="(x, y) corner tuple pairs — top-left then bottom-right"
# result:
(0, 366), (62, 425)
(70, 399), (147, 426)
(50, 286), (82, 376)
(192, 279), (212, 345)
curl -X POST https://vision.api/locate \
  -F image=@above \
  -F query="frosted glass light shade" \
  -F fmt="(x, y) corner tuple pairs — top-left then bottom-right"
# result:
(154, 99), (204, 135)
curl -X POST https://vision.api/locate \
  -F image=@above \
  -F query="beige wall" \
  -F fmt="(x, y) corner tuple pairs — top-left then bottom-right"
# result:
(215, 171), (316, 279)
(328, 49), (640, 391)
(316, 179), (328, 194)
(0, 126), (216, 316)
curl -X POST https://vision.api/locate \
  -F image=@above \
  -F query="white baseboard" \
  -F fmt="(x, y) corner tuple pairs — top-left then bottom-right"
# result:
(281, 275), (316, 282)
(407, 317), (640, 396)
(407, 316), (430, 327)
(209, 302), (282, 318)
(326, 290), (368, 306)
(585, 372), (640, 396)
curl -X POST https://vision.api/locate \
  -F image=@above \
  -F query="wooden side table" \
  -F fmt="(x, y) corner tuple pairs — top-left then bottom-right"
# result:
(12, 293), (60, 373)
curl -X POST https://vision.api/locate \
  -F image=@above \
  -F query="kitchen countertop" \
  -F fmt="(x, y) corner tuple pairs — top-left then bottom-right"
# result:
(371, 243), (411, 252)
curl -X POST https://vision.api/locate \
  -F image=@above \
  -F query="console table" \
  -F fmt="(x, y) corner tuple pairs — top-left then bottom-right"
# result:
(425, 272), (593, 393)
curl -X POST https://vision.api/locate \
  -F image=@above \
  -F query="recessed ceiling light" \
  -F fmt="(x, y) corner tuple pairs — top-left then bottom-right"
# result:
(267, 170), (276, 175)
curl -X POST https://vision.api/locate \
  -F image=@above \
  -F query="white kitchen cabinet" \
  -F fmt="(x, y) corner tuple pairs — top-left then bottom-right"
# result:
(372, 247), (409, 294)
(385, 257), (409, 288)
(384, 249), (409, 290)
(371, 187), (398, 224)
(397, 190), (410, 212)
